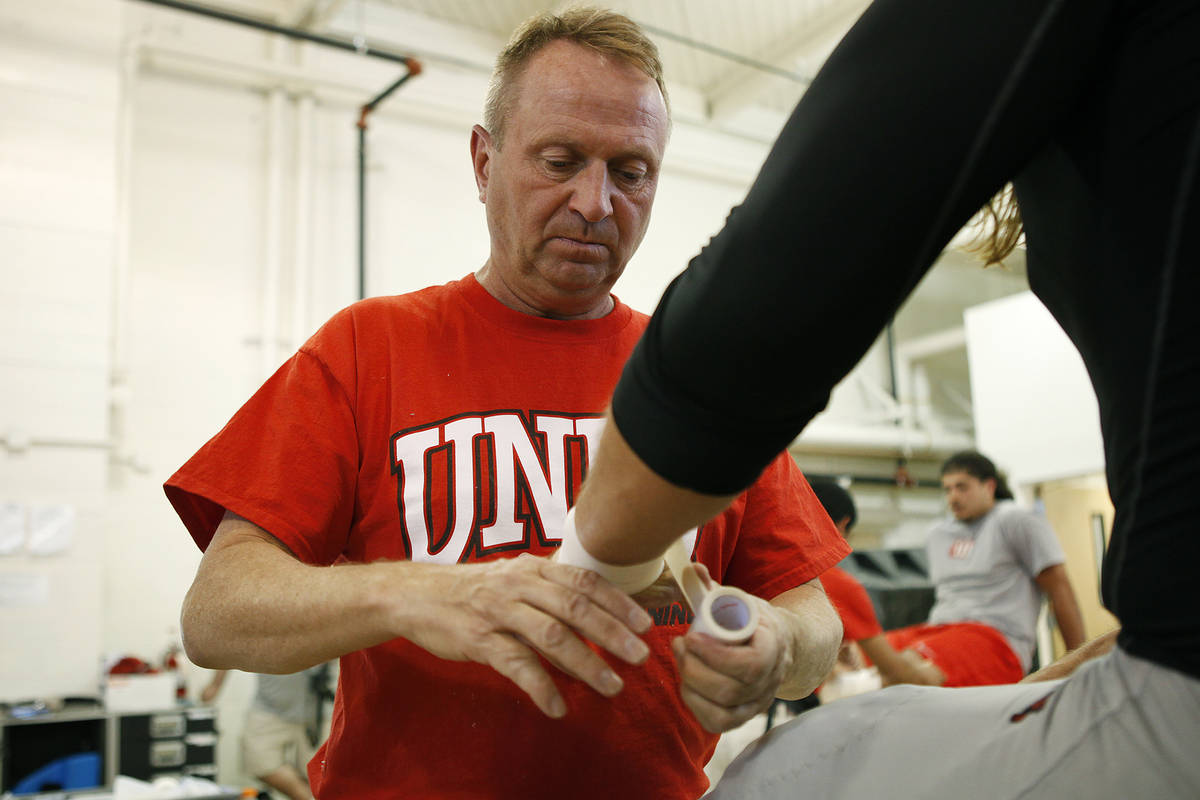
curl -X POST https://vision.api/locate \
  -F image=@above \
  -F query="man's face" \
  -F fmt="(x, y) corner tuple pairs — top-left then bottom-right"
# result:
(941, 471), (997, 522)
(471, 40), (669, 319)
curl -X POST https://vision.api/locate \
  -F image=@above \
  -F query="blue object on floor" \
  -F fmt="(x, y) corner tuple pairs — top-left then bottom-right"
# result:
(11, 751), (101, 794)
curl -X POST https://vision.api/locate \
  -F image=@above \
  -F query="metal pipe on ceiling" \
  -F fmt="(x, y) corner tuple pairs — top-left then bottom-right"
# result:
(637, 21), (812, 85)
(129, 0), (419, 69)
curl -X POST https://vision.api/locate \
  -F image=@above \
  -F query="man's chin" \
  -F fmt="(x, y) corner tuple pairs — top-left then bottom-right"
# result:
(542, 261), (620, 292)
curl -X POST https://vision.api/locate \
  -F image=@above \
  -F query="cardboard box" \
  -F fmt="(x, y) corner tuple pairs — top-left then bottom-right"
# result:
(104, 674), (176, 712)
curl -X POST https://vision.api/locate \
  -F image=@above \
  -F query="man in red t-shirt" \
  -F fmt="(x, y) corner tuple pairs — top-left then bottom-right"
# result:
(810, 479), (945, 688)
(164, 10), (846, 800)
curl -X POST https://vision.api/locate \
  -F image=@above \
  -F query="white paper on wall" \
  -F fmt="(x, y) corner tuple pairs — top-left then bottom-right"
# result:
(27, 504), (76, 556)
(0, 503), (24, 556)
(0, 572), (50, 606)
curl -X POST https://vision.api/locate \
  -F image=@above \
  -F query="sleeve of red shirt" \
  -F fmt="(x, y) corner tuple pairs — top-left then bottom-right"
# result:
(820, 566), (884, 642)
(718, 454), (851, 601)
(163, 308), (360, 566)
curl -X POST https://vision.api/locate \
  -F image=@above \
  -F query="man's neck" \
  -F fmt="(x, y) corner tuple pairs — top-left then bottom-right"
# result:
(475, 262), (615, 320)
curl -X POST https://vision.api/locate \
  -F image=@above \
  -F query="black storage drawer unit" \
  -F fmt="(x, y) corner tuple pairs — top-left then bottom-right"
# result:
(117, 708), (217, 782)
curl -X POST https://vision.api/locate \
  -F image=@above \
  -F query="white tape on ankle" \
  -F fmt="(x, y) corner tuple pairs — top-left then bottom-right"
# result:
(663, 535), (759, 644)
(555, 508), (664, 595)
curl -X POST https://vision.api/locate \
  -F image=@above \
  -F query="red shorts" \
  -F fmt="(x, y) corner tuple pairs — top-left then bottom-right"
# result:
(885, 622), (1024, 686)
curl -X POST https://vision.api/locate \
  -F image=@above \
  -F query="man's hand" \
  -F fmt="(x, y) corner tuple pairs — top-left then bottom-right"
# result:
(880, 649), (946, 687)
(671, 597), (795, 733)
(397, 553), (654, 720)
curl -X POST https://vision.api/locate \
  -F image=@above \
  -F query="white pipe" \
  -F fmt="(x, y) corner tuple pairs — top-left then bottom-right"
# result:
(894, 325), (969, 438)
(913, 363), (933, 429)
(108, 34), (141, 468)
(894, 326), (966, 361)
(261, 51), (286, 379)
(292, 91), (315, 350)
(791, 419), (973, 456)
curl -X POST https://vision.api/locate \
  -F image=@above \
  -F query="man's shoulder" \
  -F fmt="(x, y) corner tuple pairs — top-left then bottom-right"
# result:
(328, 279), (469, 329)
(359, 279), (466, 316)
(927, 515), (963, 538)
(625, 304), (651, 329)
(300, 279), (470, 360)
(988, 501), (1038, 527)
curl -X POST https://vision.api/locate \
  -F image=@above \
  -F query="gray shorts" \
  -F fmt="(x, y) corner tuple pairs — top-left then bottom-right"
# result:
(241, 707), (314, 779)
(706, 647), (1200, 799)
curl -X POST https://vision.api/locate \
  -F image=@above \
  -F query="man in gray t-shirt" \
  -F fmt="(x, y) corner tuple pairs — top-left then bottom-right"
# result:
(202, 664), (332, 800)
(883, 451), (1086, 686)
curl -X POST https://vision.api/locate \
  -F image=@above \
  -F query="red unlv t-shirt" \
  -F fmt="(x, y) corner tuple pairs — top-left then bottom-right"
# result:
(166, 275), (848, 800)
(820, 566), (883, 642)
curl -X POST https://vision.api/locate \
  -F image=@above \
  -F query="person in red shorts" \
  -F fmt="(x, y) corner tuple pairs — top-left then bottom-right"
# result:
(880, 452), (1086, 686)
(810, 479), (944, 688)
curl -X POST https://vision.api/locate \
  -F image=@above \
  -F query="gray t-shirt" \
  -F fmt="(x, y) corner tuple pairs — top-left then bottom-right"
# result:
(926, 500), (1065, 671)
(252, 664), (328, 726)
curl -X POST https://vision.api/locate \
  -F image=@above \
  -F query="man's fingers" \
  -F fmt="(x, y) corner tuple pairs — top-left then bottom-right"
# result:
(481, 635), (567, 718)
(532, 558), (652, 664)
(549, 556), (655, 632)
(675, 637), (766, 708)
(675, 631), (776, 732)
(682, 627), (777, 688)
(500, 599), (627, 699)
(679, 680), (768, 734)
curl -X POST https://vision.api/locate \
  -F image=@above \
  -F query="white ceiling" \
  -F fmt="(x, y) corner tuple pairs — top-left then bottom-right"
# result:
(367, 0), (869, 117)
(185, 0), (871, 121)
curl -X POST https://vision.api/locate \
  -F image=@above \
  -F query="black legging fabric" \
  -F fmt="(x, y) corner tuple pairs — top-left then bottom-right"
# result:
(611, 0), (1200, 678)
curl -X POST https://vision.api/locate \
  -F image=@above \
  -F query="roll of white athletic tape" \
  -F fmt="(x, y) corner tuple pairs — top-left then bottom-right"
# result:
(555, 508), (664, 595)
(663, 536), (760, 644)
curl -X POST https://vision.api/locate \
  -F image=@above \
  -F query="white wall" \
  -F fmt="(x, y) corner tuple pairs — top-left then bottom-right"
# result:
(0, 0), (120, 700)
(965, 291), (1105, 484)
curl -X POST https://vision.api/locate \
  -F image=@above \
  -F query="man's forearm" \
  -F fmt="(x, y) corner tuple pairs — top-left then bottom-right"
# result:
(184, 512), (658, 718)
(860, 637), (945, 687)
(1037, 565), (1087, 650)
(770, 581), (843, 700)
(1050, 590), (1087, 651)
(181, 513), (409, 673)
(1023, 627), (1119, 683)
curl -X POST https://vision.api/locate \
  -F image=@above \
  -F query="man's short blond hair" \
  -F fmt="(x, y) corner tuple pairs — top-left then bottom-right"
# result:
(483, 6), (670, 147)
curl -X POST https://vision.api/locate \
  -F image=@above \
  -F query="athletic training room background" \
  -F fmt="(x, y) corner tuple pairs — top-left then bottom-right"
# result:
(0, 0), (1118, 792)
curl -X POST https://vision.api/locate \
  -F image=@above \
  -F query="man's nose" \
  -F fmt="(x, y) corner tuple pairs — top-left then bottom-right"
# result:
(568, 161), (614, 223)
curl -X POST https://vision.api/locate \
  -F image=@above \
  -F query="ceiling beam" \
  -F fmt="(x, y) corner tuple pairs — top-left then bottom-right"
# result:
(292, 0), (348, 29)
(706, 0), (870, 123)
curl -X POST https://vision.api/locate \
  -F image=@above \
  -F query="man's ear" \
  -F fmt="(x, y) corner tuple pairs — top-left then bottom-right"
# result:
(470, 124), (493, 203)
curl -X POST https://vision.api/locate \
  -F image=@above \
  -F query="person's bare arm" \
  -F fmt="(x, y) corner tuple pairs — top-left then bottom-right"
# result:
(858, 636), (946, 687)
(199, 669), (229, 704)
(1022, 627), (1119, 683)
(672, 574), (841, 733)
(181, 511), (654, 718)
(1035, 563), (1087, 651)
(572, 413), (736, 564)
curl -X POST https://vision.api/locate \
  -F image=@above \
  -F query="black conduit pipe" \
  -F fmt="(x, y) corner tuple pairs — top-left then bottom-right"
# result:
(131, 0), (419, 67)
(357, 63), (421, 300)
